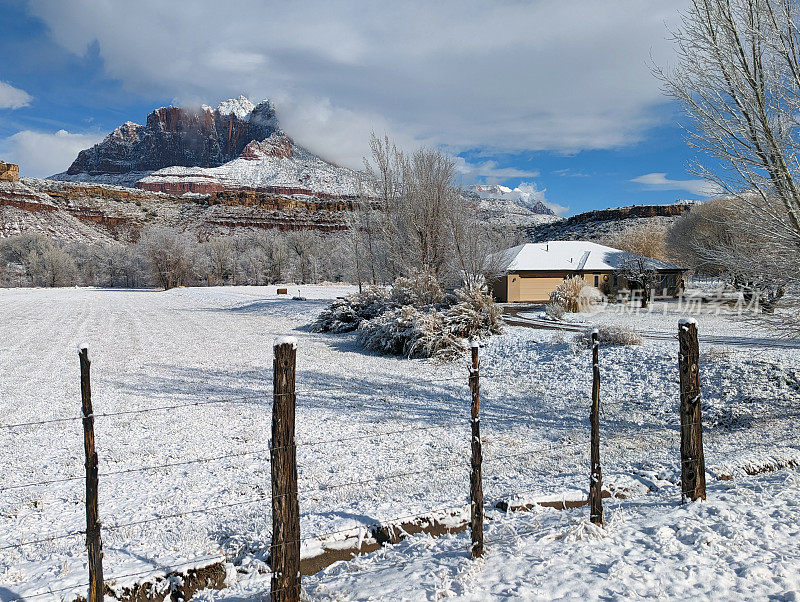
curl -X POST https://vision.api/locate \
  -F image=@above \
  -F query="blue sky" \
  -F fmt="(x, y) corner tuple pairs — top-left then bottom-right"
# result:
(0, 0), (712, 216)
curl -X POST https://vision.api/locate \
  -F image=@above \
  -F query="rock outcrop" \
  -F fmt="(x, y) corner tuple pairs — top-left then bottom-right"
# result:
(527, 201), (698, 242)
(62, 96), (280, 177)
(0, 162), (19, 182)
(51, 97), (362, 198)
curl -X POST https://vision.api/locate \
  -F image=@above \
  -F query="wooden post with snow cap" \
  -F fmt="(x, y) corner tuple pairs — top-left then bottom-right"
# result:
(469, 341), (484, 558)
(271, 337), (301, 602)
(678, 319), (706, 502)
(79, 347), (104, 601)
(589, 329), (604, 525)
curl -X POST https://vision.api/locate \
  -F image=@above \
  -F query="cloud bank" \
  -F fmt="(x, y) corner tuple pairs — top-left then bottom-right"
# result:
(27, 0), (685, 169)
(0, 130), (104, 178)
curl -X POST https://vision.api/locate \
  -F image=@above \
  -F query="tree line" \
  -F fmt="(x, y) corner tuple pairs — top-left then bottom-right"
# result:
(0, 229), (355, 289)
(0, 136), (519, 291)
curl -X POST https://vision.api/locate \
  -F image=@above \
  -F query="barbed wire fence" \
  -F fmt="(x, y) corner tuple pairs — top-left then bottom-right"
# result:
(1, 320), (799, 601)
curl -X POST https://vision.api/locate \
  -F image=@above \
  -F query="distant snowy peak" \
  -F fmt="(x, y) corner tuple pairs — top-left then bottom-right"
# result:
(136, 133), (361, 197)
(465, 183), (556, 216)
(216, 95), (256, 119)
(52, 97), (281, 182)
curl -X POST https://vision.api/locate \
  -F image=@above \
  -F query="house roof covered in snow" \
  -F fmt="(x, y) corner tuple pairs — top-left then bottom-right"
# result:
(492, 241), (684, 272)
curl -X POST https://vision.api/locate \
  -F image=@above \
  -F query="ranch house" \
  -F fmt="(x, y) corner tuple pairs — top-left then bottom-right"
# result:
(488, 241), (686, 303)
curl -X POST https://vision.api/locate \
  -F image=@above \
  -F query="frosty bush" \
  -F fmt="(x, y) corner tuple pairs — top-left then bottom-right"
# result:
(317, 273), (502, 360)
(549, 276), (603, 313)
(574, 325), (643, 348)
(357, 306), (466, 360)
(313, 286), (390, 333)
(390, 271), (444, 306)
(444, 285), (504, 339)
(545, 301), (566, 320)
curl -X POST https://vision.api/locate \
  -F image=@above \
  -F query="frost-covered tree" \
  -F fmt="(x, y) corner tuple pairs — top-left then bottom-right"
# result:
(138, 226), (197, 290)
(658, 0), (800, 318)
(619, 257), (658, 309)
(26, 246), (77, 287)
(362, 133), (504, 287)
(667, 195), (792, 311)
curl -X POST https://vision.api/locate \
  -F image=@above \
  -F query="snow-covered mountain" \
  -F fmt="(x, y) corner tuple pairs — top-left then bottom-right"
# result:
(464, 184), (556, 216)
(51, 96), (361, 197)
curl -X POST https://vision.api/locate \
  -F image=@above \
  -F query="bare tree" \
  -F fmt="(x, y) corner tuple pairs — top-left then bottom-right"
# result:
(619, 257), (658, 308)
(138, 226), (197, 290)
(657, 0), (800, 316)
(363, 135), (489, 285)
(26, 246), (78, 287)
(205, 236), (234, 284)
(602, 222), (671, 262)
(659, 0), (800, 242)
(667, 194), (791, 311)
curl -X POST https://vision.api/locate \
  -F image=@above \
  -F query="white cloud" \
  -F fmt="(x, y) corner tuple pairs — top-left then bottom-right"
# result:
(0, 81), (32, 109)
(631, 172), (719, 197)
(454, 158), (540, 183)
(27, 0), (686, 167)
(0, 130), (104, 177)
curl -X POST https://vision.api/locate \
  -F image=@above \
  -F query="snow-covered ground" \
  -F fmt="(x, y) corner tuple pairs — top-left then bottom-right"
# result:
(1, 286), (799, 600)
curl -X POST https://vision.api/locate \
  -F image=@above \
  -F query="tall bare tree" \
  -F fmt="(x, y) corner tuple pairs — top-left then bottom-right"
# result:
(659, 0), (800, 320)
(659, 0), (800, 243)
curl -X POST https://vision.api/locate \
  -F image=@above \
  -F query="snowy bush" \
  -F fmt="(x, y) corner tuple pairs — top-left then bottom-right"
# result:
(317, 274), (502, 359)
(357, 306), (466, 360)
(549, 276), (603, 313)
(313, 286), (390, 333)
(545, 301), (566, 320)
(444, 286), (504, 339)
(574, 325), (643, 348)
(390, 271), (445, 306)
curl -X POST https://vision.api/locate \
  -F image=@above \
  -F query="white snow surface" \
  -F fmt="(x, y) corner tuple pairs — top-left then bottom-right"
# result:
(0, 287), (799, 600)
(137, 143), (361, 196)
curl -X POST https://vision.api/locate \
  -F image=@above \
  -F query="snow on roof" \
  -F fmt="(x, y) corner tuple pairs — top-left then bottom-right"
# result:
(493, 241), (683, 272)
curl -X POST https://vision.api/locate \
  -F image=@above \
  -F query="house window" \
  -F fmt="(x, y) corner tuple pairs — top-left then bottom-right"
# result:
(613, 273), (618, 287)
(594, 274), (599, 287)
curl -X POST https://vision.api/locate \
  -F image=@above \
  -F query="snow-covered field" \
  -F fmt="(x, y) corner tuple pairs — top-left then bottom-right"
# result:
(1, 286), (799, 600)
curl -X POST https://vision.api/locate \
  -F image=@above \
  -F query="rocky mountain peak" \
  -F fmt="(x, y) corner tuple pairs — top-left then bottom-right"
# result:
(62, 98), (281, 178)
(216, 95), (256, 119)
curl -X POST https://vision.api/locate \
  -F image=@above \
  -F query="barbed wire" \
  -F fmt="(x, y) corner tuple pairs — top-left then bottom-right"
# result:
(0, 529), (84, 552)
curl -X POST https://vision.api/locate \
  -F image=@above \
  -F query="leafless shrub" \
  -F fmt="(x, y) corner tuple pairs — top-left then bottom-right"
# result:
(574, 325), (643, 348)
(545, 302), (566, 320)
(444, 286), (504, 338)
(390, 271), (445, 306)
(318, 272), (501, 359)
(550, 276), (602, 313)
(314, 286), (391, 333)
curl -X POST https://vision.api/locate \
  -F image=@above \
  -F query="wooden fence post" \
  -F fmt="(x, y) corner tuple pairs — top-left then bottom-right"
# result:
(589, 329), (604, 525)
(79, 347), (104, 601)
(271, 338), (300, 602)
(678, 319), (706, 502)
(469, 342), (484, 558)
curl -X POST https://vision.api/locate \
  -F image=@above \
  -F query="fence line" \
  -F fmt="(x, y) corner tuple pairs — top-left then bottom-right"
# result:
(5, 319), (800, 600)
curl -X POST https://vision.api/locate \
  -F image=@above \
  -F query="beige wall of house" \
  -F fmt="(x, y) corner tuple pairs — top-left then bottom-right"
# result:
(490, 271), (685, 303)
